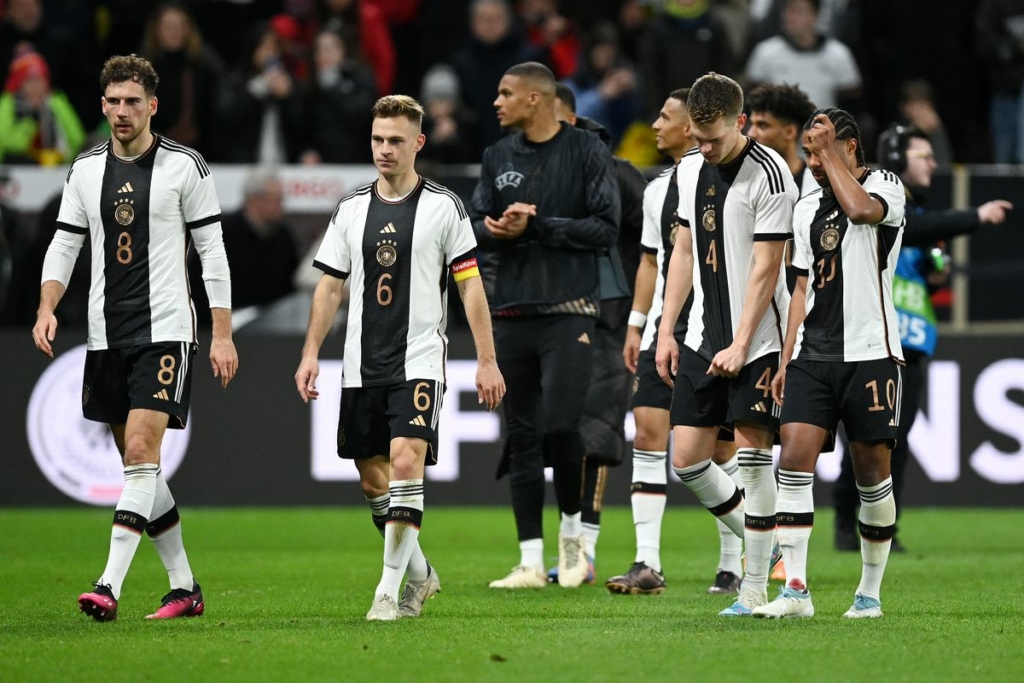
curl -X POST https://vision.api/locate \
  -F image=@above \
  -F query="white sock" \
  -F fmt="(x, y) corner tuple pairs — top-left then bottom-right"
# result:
(738, 449), (777, 589)
(856, 477), (896, 601)
(582, 522), (600, 560)
(631, 449), (667, 571)
(375, 479), (424, 601)
(367, 492), (428, 581)
(673, 459), (744, 538)
(519, 538), (544, 572)
(559, 511), (582, 538)
(100, 464), (158, 599)
(716, 454), (743, 575)
(776, 469), (815, 590)
(147, 470), (194, 591)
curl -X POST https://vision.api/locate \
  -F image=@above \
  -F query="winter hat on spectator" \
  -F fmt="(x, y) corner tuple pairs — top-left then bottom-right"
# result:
(5, 51), (50, 93)
(421, 64), (460, 103)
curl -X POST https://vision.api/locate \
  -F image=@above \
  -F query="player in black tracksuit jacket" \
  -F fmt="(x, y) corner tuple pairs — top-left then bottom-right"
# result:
(470, 62), (620, 588)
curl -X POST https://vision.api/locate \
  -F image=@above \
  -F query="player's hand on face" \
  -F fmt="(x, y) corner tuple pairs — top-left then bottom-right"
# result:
(31, 313), (58, 359)
(295, 356), (320, 403)
(210, 337), (238, 388)
(806, 114), (836, 154)
(655, 335), (678, 388)
(622, 326), (642, 374)
(476, 360), (506, 411)
(771, 363), (787, 407)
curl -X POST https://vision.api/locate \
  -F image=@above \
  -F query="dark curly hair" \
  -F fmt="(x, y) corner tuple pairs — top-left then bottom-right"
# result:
(100, 54), (160, 96)
(747, 83), (816, 128)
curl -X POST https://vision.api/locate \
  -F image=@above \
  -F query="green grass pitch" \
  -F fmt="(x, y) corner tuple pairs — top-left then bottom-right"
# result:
(1, 507), (1021, 682)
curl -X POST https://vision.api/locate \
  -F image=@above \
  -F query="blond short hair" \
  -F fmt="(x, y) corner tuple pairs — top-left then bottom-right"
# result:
(371, 95), (425, 128)
(687, 73), (744, 125)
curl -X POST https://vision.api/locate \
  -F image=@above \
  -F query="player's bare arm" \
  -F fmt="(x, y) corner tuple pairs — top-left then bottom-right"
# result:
(624, 252), (657, 373)
(457, 276), (506, 411)
(32, 280), (66, 358)
(295, 273), (346, 403)
(709, 239), (785, 378)
(806, 115), (884, 225)
(655, 227), (693, 386)
(772, 273), (807, 406)
(209, 308), (238, 388)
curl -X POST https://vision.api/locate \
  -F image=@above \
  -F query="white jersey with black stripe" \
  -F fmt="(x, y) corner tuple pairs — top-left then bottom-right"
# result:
(54, 137), (224, 350)
(676, 139), (797, 362)
(791, 169), (906, 362)
(639, 164), (678, 352)
(314, 177), (478, 388)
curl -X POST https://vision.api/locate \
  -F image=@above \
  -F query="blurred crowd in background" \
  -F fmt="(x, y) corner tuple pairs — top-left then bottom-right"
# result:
(1, 0), (1023, 329)
(1, 0), (1022, 169)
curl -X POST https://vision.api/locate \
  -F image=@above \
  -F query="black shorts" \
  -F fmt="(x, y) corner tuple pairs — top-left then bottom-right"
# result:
(337, 379), (444, 464)
(83, 342), (196, 429)
(781, 357), (902, 451)
(630, 350), (672, 411)
(669, 346), (780, 432)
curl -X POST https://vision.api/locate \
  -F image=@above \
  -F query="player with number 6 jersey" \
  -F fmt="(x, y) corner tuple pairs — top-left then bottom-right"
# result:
(295, 95), (504, 622)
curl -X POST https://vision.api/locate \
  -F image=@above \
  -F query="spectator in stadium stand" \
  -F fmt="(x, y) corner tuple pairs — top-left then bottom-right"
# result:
(294, 95), (504, 621)
(209, 20), (306, 164)
(139, 1), (224, 156)
(33, 54), (236, 624)
(975, 0), (1024, 163)
(654, 73), (794, 617)
(894, 80), (953, 166)
(0, 0), (96, 127)
(564, 21), (642, 146)
(417, 63), (480, 164)
(471, 62), (619, 591)
(831, 123), (1013, 554)
(191, 167), (299, 314)
(537, 83), (644, 587)
(518, 0), (581, 80)
(745, 0), (861, 111)
(314, 0), (397, 96)
(637, 0), (739, 120)
(450, 0), (545, 149)
(299, 27), (376, 164)
(756, 108), (904, 620)
(0, 49), (85, 165)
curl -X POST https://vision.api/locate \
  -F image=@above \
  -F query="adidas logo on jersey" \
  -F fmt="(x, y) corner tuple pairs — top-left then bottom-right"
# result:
(153, 389), (169, 401)
(577, 332), (591, 345)
(409, 415), (427, 426)
(379, 222), (397, 234)
(751, 401), (767, 413)
(118, 182), (135, 194)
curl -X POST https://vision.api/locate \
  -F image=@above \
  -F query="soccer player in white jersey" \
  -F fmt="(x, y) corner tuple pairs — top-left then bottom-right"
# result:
(32, 54), (237, 622)
(605, 88), (744, 597)
(655, 73), (796, 617)
(294, 95), (505, 621)
(754, 108), (905, 620)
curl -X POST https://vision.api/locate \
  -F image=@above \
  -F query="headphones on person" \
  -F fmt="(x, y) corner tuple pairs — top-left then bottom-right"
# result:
(877, 124), (915, 174)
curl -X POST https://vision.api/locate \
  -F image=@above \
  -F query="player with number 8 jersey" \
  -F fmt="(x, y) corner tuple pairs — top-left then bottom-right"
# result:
(33, 55), (237, 624)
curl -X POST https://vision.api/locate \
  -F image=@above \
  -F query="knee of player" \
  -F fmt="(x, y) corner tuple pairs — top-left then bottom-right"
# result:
(122, 437), (160, 466)
(633, 422), (669, 452)
(358, 477), (387, 499)
(388, 437), (428, 478)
